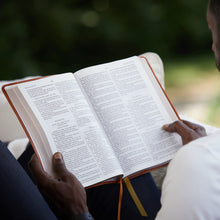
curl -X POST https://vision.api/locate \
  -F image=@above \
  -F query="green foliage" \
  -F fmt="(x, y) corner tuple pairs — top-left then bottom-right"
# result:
(0, 0), (212, 79)
(164, 52), (217, 87)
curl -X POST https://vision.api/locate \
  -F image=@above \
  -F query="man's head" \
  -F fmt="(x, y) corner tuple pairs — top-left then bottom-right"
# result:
(207, 0), (220, 70)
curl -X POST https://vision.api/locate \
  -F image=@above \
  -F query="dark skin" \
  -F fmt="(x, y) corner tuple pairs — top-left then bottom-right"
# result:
(29, 1), (219, 218)
(29, 152), (88, 218)
(206, 2), (220, 71)
(162, 120), (207, 145)
(163, 3), (220, 143)
(29, 123), (207, 219)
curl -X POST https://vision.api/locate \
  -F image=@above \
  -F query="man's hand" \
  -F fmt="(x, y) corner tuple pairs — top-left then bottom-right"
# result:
(163, 120), (207, 145)
(29, 152), (88, 218)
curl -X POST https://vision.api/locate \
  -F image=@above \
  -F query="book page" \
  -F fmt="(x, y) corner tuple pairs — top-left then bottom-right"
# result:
(75, 57), (182, 177)
(14, 73), (123, 187)
(6, 85), (53, 173)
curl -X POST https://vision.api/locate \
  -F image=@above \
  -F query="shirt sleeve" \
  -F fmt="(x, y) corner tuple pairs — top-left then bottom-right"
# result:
(155, 134), (220, 220)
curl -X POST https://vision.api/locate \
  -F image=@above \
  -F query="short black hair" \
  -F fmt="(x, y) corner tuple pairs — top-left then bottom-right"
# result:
(208, 0), (220, 18)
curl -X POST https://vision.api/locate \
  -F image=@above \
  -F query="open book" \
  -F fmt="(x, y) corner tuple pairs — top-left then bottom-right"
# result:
(3, 56), (182, 187)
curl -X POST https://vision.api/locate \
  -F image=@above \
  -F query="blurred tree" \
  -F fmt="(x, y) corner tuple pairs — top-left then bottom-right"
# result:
(0, 0), (211, 79)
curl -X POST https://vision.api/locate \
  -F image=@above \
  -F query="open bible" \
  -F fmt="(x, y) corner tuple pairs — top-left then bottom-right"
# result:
(2, 56), (182, 187)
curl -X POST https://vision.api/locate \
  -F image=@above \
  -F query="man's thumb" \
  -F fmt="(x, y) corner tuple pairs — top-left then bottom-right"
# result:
(52, 152), (68, 179)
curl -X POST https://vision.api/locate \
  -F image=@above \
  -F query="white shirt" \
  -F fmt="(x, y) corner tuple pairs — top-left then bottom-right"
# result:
(156, 131), (220, 220)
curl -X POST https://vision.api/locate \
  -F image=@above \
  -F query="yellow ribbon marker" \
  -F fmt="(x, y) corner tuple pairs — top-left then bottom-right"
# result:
(124, 177), (148, 217)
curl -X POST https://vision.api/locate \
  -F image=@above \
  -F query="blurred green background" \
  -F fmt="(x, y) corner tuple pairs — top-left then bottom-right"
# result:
(0, 0), (212, 79)
(1, 0), (220, 127)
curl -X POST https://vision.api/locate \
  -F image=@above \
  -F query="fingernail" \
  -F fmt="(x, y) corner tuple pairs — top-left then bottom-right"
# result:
(54, 152), (63, 160)
(162, 124), (168, 129)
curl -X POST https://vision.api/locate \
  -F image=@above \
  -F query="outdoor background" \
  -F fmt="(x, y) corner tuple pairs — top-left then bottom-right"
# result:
(1, 0), (220, 127)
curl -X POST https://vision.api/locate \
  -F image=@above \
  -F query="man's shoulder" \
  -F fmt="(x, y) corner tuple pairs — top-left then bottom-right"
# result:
(176, 131), (220, 158)
(165, 132), (220, 183)
(156, 132), (220, 220)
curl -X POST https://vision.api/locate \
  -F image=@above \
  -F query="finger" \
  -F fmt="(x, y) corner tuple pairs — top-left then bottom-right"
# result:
(182, 120), (203, 130)
(52, 152), (69, 181)
(163, 120), (194, 136)
(182, 120), (207, 135)
(29, 154), (50, 185)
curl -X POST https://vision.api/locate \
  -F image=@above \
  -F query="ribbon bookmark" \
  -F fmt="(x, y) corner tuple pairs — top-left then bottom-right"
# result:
(124, 177), (148, 217)
(117, 179), (123, 220)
